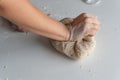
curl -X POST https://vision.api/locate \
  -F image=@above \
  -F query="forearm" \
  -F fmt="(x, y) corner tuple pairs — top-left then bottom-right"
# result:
(0, 0), (69, 41)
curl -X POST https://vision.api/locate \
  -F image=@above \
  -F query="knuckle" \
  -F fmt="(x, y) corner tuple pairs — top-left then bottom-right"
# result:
(84, 18), (91, 23)
(81, 13), (88, 17)
(92, 25), (99, 31)
(97, 21), (100, 25)
(97, 26), (100, 31)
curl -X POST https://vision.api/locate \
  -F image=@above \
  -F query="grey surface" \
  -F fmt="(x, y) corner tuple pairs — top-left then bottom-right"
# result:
(0, 0), (120, 80)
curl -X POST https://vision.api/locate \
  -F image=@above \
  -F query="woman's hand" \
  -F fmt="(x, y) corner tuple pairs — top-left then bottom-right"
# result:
(60, 13), (100, 41)
(72, 13), (100, 37)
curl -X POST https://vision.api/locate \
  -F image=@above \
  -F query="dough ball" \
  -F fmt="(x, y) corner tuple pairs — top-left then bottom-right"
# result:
(50, 18), (96, 60)
(50, 37), (95, 60)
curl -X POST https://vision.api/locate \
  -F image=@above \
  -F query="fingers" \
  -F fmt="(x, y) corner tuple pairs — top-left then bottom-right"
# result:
(81, 13), (100, 37)
(83, 13), (100, 25)
(84, 17), (100, 25)
(72, 13), (100, 26)
(62, 13), (100, 41)
(83, 23), (99, 37)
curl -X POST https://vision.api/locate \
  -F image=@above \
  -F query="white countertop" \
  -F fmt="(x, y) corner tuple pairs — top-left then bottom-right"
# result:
(0, 0), (120, 80)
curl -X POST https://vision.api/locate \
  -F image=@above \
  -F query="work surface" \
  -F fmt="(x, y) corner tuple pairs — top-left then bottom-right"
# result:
(0, 0), (120, 80)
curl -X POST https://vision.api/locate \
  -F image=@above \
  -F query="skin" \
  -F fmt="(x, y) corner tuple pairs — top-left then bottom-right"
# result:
(0, 0), (100, 41)
(72, 13), (100, 37)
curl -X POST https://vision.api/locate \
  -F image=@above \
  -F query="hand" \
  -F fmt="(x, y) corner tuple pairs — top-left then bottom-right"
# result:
(60, 13), (100, 41)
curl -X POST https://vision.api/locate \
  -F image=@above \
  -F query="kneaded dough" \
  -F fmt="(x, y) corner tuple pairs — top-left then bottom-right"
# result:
(50, 18), (96, 60)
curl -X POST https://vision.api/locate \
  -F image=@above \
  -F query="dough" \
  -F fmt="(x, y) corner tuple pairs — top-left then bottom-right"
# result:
(50, 18), (96, 60)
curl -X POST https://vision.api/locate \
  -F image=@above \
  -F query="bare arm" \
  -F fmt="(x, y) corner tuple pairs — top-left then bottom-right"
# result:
(0, 0), (70, 41)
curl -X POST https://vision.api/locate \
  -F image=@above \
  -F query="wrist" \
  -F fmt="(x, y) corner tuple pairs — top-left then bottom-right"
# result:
(64, 30), (70, 41)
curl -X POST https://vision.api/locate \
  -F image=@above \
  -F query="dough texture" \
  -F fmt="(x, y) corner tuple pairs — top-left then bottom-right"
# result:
(50, 18), (96, 60)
